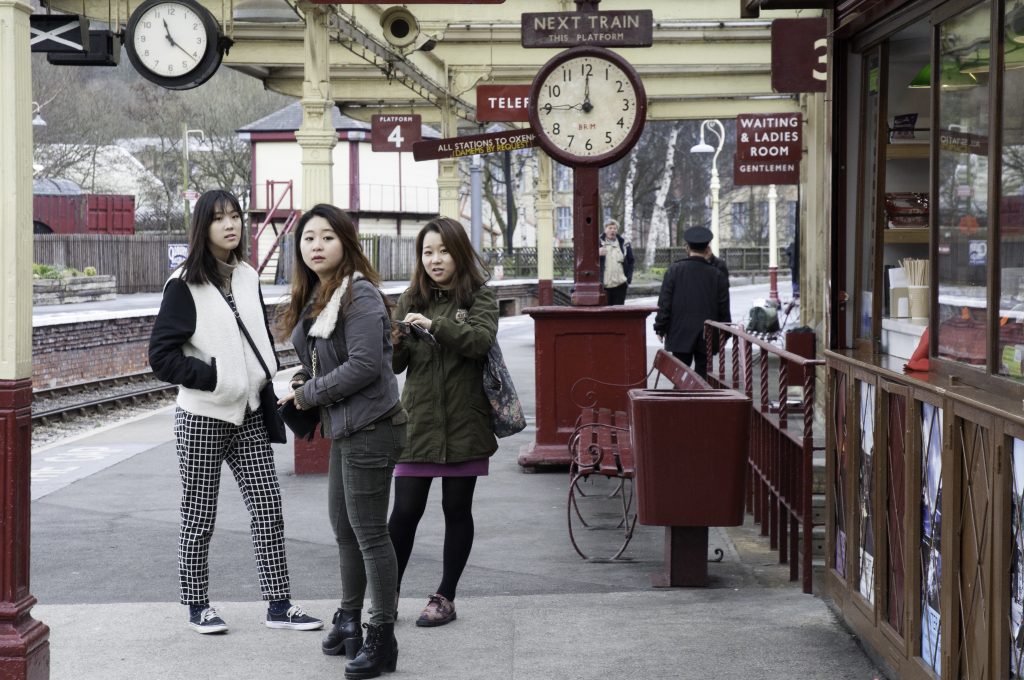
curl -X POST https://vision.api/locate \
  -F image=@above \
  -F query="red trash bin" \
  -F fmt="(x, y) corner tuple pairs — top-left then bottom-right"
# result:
(628, 388), (751, 586)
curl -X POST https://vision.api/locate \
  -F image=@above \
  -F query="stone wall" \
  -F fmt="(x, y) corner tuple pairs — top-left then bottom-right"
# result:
(33, 275), (116, 305)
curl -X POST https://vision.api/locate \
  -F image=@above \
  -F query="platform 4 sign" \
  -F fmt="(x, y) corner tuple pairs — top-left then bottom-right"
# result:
(734, 113), (802, 186)
(371, 114), (422, 152)
(413, 129), (537, 161)
(521, 10), (653, 48)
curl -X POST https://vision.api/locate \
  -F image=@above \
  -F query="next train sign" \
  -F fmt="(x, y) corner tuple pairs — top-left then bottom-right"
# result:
(733, 113), (802, 185)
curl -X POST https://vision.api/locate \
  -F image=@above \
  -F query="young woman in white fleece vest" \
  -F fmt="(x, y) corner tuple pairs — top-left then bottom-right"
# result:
(148, 189), (322, 635)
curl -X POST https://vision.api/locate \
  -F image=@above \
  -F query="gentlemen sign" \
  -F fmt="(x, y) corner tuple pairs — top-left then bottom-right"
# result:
(476, 85), (531, 122)
(521, 10), (653, 48)
(771, 18), (827, 93)
(734, 113), (802, 185)
(371, 115), (422, 152)
(413, 129), (537, 161)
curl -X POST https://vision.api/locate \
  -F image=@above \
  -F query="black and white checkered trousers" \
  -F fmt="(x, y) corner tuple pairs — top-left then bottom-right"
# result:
(174, 406), (291, 605)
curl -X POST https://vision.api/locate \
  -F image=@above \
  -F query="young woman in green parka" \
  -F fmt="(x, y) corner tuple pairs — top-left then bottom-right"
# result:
(388, 216), (498, 628)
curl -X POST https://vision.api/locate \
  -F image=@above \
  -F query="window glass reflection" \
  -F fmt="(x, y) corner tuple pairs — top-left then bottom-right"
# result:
(936, 2), (990, 367)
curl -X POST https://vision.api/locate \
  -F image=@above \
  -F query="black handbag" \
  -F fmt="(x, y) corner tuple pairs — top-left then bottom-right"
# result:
(221, 290), (288, 444)
(278, 399), (320, 441)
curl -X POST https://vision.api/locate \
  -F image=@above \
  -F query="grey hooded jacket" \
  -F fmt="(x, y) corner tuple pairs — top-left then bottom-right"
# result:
(291, 274), (401, 438)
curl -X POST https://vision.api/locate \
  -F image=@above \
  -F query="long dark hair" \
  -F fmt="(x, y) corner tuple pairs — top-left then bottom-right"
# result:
(179, 190), (245, 287)
(278, 204), (385, 337)
(405, 216), (488, 312)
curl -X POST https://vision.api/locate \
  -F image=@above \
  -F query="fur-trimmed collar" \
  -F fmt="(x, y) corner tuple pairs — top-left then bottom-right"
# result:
(309, 272), (364, 338)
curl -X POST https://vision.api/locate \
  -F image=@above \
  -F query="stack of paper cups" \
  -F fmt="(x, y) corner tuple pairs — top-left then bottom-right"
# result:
(908, 285), (928, 319)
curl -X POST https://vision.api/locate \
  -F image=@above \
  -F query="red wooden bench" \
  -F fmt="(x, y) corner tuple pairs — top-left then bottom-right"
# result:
(566, 350), (706, 561)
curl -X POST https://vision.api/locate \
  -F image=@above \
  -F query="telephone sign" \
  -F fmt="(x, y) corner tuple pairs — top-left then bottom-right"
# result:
(771, 18), (828, 93)
(371, 115), (422, 153)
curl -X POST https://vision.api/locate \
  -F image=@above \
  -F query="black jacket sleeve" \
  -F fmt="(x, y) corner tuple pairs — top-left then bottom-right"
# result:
(148, 279), (218, 391)
(653, 264), (676, 336)
(622, 237), (635, 284)
(717, 270), (732, 324)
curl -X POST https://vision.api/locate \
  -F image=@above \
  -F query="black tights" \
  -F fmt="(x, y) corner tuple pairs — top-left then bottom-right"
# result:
(388, 476), (478, 601)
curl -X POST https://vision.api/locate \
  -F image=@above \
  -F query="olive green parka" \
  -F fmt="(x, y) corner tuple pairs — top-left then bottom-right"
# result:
(392, 285), (498, 463)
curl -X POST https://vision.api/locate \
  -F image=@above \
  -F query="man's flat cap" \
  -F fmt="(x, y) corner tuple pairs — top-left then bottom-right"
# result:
(684, 226), (713, 247)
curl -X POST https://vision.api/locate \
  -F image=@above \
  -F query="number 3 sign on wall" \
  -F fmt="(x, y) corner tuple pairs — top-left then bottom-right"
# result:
(371, 114), (423, 152)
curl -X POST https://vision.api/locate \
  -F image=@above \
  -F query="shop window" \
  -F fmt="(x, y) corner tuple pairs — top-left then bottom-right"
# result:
(857, 51), (881, 342)
(1001, 7), (1024, 380)
(935, 2), (991, 368)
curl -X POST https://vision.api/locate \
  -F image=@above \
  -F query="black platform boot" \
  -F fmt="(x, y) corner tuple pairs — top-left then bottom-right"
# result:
(322, 609), (362, 659)
(344, 622), (398, 679)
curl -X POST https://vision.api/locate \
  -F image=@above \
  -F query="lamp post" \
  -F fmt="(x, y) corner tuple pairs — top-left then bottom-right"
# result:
(689, 119), (725, 245)
(182, 125), (205, 233)
(767, 183), (779, 304)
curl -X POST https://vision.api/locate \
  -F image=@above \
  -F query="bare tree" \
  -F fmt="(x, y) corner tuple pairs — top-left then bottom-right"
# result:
(644, 124), (681, 268)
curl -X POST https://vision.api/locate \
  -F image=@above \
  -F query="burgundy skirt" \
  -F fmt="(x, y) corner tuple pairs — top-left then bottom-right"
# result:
(394, 458), (489, 478)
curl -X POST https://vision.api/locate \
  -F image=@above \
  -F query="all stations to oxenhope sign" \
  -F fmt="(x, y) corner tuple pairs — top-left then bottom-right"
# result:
(733, 113), (802, 186)
(413, 129), (537, 161)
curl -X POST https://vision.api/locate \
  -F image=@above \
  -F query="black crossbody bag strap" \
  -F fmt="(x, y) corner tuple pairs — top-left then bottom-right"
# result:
(220, 290), (274, 382)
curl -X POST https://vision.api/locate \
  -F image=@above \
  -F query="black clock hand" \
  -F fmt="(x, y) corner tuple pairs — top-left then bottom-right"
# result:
(162, 18), (198, 62)
(175, 42), (198, 61)
(163, 18), (177, 46)
(582, 74), (593, 113)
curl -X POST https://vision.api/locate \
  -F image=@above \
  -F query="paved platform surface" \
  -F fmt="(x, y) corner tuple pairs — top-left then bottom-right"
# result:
(29, 286), (886, 680)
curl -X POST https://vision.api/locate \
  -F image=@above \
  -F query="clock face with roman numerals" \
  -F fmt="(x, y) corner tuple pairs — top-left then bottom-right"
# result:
(529, 46), (647, 167)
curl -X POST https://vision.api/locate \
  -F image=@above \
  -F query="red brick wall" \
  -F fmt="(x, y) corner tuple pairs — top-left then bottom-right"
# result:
(32, 316), (156, 389)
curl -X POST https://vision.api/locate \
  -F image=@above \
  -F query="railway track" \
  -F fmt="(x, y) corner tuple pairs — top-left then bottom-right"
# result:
(32, 348), (299, 425)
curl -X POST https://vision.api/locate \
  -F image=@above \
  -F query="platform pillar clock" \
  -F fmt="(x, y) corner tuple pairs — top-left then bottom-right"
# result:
(520, 41), (655, 469)
(123, 0), (231, 90)
(528, 45), (647, 305)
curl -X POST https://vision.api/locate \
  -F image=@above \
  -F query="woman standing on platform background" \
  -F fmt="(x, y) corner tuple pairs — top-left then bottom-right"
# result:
(598, 218), (634, 305)
(277, 204), (406, 680)
(389, 216), (499, 628)
(148, 189), (322, 636)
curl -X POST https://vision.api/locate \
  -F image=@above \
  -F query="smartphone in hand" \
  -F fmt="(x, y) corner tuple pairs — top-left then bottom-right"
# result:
(391, 320), (437, 346)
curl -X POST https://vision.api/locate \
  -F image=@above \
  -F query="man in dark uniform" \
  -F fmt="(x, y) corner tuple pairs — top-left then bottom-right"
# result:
(654, 226), (731, 379)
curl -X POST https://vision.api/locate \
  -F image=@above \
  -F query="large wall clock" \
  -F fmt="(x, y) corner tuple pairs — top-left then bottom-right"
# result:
(528, 45), (647, 168)
(124, 0), (229, 90)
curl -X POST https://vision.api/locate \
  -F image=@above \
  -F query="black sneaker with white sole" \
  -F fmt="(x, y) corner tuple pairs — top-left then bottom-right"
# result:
(266, 605), (323, 630)
(189, 607), (228, 634)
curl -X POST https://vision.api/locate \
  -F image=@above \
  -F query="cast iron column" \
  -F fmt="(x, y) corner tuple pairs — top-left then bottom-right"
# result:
(0, 0), (50, 676)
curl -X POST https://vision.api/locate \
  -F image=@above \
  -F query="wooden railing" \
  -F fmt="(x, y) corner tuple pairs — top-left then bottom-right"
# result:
(704, 320), (825, 594)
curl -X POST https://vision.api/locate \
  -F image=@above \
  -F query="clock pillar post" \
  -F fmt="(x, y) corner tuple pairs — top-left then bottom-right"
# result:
(0, 0), (50, 677)
(536, 153), (555, 306)
(571, 166), (604, 306)
(295, 2), (336, 208)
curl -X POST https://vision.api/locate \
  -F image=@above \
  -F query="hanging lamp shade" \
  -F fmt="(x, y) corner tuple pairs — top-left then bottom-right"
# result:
(909, 60), (979, 89)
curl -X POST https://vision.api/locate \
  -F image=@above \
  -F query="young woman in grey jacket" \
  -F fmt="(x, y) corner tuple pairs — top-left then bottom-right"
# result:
(277, 204), (405, 680)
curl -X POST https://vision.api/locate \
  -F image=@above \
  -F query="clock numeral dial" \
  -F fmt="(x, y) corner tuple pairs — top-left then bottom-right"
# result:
(535, 55), (640, 159)
(132, 2), (208, 77)
(126, 0), (225, 90)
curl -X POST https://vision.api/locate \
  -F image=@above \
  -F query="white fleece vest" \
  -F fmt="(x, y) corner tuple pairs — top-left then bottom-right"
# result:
(171, 263), (276, 425)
